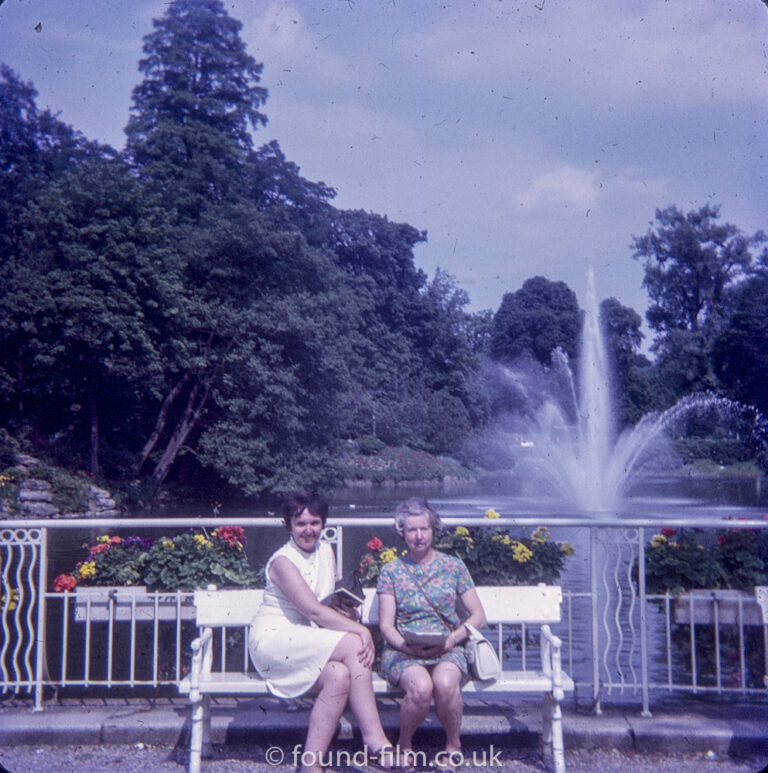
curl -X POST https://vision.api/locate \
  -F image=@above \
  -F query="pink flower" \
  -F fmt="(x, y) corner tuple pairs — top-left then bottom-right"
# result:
(366, 537), (383, 551)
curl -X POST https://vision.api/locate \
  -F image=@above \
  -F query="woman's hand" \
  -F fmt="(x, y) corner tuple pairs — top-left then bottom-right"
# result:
(356, 625), (376, 668)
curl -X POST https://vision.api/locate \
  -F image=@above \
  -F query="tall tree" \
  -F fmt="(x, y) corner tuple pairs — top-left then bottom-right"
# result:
(490, 276), (581, 366)
(125, 0), (268, 219)
(631, 205), (765, 397)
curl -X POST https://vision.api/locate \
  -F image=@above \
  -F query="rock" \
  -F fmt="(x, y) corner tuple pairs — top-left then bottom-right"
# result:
(18, 479), (54, 503)
(20, 501), (59, 518)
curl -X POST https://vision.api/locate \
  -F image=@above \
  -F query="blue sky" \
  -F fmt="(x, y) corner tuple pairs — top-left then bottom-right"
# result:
(2, 0), (767, 344)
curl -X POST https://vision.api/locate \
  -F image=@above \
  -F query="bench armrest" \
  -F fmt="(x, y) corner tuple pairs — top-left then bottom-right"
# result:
(539, 624), (566, 700)
(188, 627), (213, 702)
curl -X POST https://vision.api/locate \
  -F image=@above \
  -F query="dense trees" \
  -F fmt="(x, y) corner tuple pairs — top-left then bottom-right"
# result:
(1, 1), (766, 496)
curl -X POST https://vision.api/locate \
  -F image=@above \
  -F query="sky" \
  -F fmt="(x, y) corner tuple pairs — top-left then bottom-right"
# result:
(2, 0), (767, 345)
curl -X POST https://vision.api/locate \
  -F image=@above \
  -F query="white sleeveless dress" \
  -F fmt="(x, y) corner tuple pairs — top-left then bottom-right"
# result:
(248, 538), (346, 698)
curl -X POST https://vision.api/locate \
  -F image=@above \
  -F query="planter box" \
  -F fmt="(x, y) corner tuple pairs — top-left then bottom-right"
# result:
(673, 588), (768, 626)
(74, 586), (195, 622)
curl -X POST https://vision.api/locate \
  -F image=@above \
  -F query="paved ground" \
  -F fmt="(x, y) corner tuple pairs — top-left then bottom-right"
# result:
(0, 742), (766, 773)
(1, 694), (766, 773)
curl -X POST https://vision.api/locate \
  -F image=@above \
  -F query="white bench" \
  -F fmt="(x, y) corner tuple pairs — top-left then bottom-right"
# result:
(180, 585), (574, 773)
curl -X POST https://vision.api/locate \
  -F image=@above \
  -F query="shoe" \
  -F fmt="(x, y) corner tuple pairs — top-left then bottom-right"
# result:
(398, 748), (419, 773)
(368, 743), (397, 771)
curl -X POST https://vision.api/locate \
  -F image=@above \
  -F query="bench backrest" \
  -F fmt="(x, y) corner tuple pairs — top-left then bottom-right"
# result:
(193, 585), (562, 628)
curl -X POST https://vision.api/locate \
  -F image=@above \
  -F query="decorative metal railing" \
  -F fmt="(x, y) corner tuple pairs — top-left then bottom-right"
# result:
(1, 516), (766, 714)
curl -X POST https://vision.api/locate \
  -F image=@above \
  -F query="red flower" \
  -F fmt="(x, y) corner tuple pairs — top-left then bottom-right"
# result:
(109, 536), (122, 545)
(717, 535), (726, 546)
(366, 537), (383, 551)
(215, 525), (245, 547)
(53, 574), (77, 592)
(661, 527), (676, 537)
(89, 543), (109, 556)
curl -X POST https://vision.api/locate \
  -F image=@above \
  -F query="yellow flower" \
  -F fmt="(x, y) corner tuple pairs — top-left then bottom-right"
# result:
(502, 535), (511, 546)
(491, 534), (504, 543)
(455, 526), (470, 536)
(79, 561), (96, 579)
(532, 526), (550, 544)
(97, 535), (111, 544)
(1, 589), (19, 611)
(161, 538), (174, 549)
(560, 541), (575, 557)
(193, 534), (212, 549)
(484, 508), (501, 519)
(511, 541), (533, 563)
(379, 548), (397, 564)
(650, 534), (667, 549)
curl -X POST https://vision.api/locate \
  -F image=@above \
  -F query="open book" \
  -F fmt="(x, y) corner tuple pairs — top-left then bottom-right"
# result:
(321, 586), (365, 607)
(401, 629), (448, 647)
(320, 569), (365, 607)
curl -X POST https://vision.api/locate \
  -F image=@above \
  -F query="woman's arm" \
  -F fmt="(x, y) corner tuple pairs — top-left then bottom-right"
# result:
(447, 587), (487, 647)
(269, 556), (368, 636)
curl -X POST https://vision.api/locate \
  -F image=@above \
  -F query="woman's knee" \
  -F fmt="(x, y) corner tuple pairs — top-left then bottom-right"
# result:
(320, 659), (351, 692)
(402, 671), (434, 705)
(431, 667), (462, 699)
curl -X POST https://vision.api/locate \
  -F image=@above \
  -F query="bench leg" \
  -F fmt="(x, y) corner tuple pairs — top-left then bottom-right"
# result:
(189, 694), (209, 773)
(542, 692), (566, 773)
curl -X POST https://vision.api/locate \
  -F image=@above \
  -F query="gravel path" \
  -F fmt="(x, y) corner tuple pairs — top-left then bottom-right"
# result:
(0, 743), (764, 773)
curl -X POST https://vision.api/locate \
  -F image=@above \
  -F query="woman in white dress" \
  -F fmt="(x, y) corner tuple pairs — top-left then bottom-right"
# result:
(249, 492), (393, 773)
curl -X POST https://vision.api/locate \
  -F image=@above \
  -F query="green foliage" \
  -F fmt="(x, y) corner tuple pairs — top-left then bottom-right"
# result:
(434, 514), (575, 586)
(631, 204), (766, 399)
(54, 526), (260, 592)
(643, 525), (768, 595)
(490, 276), (581, 366)
(343, 446), (471, 485)
(712, 274), (768, 417)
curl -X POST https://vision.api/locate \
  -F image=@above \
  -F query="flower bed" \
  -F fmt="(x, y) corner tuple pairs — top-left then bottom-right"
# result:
(643, 518), (768, 595)
(358, 508), (575, 587)
(53, 526), (260, 593)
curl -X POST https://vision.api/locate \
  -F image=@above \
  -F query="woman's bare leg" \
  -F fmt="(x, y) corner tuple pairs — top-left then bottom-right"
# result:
(431, 661), (463, 753)
(397, 664), (433, 753)
(302, 660), (350, 773)
(329, 633), (391, 755)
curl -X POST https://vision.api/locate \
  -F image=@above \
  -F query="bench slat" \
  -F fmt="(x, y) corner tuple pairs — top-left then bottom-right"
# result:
(192, 585), (563, 627)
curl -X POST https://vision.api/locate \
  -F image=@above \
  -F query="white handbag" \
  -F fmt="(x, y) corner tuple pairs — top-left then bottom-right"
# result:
(464, 623), (501, 681)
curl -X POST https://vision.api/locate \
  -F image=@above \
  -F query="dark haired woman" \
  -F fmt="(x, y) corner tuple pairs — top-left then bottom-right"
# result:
(249, 492), (393, 773)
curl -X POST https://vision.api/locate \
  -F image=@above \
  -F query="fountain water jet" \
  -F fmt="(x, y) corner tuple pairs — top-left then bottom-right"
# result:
(496, 269), (762, 513)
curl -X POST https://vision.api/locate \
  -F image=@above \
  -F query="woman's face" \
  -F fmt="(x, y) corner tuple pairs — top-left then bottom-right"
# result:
(289, 508), (324, 552)
(402, 513), (434, 554)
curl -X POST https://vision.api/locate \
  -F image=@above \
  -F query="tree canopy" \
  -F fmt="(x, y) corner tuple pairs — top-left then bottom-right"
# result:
(1, 2), (766, 496)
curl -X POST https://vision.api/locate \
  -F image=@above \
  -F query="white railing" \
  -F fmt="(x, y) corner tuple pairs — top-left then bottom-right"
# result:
(1, 516), (766, 715)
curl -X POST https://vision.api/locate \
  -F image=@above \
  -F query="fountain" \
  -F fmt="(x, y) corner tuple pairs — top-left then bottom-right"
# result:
(493, 269), (765, 514)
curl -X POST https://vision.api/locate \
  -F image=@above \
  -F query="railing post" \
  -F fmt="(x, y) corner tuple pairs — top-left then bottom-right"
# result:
(590, 526), (601, 713)
(33, 528), (48, 711)
(637, 527), (651, 717)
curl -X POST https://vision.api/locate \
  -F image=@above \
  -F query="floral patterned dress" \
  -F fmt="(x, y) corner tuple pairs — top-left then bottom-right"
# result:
(377, 552), (473, 686)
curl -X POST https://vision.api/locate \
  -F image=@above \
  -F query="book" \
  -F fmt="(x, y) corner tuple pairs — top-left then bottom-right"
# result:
(321, 586), (365, 607)
(320, 569), (365, 607)
(401, 630), (448, 647)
